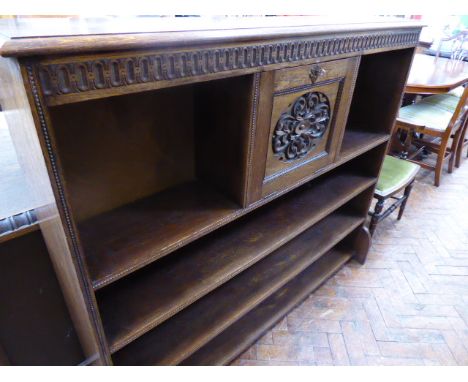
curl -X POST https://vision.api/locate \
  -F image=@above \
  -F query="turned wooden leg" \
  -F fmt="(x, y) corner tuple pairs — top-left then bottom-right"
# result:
(397, 181), (414, 220)
(369, 198), (385, 237)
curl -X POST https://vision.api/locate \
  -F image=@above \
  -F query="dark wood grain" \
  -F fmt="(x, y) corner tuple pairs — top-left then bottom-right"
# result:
(83, 171), (375, 290)
(194, 75), (256, 207)
(0, 343), (9, 365)
(0, 17), (422, 57)
(259, 56), (360, 198)
(97, 173), (374, 352)
(266, 81), (341, 177)
(351, 225), (372, 264)
(112, 212), (364, 365)
(339, 128), (389, 160)
(49, 75), (261, 219)
(4, 20), (419, 107)
(182, 248), (353, 366)
(49, 86), (196, 223)
(0, 229), (84, 365)
(80, 181), (238, 289)
(346, 48), (415, 136)
(1, 54), (111, 364)
(245, 70), (275, 205)
(1, 17), (419, 365)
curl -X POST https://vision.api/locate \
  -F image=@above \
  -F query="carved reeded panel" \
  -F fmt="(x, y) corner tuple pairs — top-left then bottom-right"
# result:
(34, 30), (420, 104)
(272, 92), (330, 162)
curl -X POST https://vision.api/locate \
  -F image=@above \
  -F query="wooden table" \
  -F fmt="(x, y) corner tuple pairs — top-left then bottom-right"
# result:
(405, 53), (468, 94)
(393, 53), (468, 184)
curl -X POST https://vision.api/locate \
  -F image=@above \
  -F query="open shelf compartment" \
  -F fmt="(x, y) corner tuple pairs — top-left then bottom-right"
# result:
(96, 166), (376, 353)
(48, 76), (384, 290)
(183, 247), (353, 365)
(339, 48), (414, 159)
(47, 75), (257, 289)
(110, 184), (372, 365)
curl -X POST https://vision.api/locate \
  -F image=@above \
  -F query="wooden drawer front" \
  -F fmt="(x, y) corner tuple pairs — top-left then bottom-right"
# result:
(274, 58), (354, 93)
(261, 57), (360, 198)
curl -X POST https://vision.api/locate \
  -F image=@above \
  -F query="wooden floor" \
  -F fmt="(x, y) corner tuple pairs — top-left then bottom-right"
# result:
(232, 151), (468, 366)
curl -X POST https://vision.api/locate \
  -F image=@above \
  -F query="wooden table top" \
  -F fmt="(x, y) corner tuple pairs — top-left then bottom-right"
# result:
(405, 53), (468, 94)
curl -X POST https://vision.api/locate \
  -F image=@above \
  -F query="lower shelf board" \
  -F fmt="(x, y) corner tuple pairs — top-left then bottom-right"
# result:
(98, 173), (374, 353)
(182, 248), (353, 365)
(112, 214), (364, 365)
(80, 180), (240, 289)
(339, 129), (389, 161)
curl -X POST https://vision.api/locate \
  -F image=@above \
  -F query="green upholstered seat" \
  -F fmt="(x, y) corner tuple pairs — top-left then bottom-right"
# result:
(398, 91), (461, 131)
(419, 92), (460, 112)
(375, 155), (420, 197)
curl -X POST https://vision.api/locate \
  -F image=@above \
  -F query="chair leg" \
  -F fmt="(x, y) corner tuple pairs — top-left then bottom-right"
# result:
(397, 181), (414, 220)
(455, 119), (468, 168)
(448, 130), (460, 174)
(369, 198), (385, 237)
(434, 138), (450, 187)
(448, 151), (455, 174)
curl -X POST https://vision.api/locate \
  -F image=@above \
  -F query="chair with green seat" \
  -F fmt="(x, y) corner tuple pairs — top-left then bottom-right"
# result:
(395, 85), (468, 186)
(368, 155), (420, 236)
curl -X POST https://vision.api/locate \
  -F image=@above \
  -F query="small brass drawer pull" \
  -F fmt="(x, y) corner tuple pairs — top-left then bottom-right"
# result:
(309, 65), (327, 83)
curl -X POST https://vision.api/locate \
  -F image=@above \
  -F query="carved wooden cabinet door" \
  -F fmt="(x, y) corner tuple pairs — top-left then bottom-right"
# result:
(247, 57), (361, 202)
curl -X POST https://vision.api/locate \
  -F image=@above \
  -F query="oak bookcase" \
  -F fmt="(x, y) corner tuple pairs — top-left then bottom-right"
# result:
(0, 16), (422, 365)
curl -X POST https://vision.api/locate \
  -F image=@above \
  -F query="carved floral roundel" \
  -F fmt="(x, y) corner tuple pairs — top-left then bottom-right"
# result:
(272, 91), (331, 162)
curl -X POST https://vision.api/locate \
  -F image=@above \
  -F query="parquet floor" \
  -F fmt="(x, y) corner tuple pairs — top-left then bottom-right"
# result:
(232, 152), (468, 366)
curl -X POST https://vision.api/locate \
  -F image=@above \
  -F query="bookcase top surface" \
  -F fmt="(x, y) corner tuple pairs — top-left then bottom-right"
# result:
(0, 16), (423, 57)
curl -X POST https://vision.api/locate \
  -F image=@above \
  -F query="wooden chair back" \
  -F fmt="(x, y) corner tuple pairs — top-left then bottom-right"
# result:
(446, 85), (468, 139)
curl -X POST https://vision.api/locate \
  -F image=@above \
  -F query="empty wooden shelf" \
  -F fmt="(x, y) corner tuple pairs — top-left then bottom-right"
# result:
(182, 247), (353, 366)
(80, 180), (239, 289)
(0, 16), (422, 365)
(113, 210), (365, 365)
(97, 172), (375, 352)
(340, 129), (390, 160)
